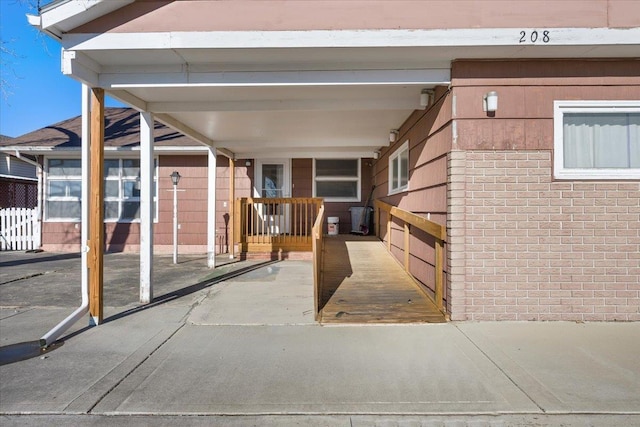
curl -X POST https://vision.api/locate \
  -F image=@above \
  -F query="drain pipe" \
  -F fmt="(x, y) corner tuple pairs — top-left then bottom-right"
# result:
(40, 84), (91, 348)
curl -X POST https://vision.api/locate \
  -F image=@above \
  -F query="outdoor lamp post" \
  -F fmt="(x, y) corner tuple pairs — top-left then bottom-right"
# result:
(170, 170), (181, 264)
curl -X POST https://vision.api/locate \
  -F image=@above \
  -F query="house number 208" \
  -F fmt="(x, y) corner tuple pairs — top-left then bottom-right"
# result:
(519, 30), (550, 43)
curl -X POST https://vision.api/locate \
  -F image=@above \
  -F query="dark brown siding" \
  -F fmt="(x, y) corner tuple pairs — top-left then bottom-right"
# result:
(373, 85), (453, 296)
(292, 159), (312, 197)
(292, 158), (374, 234)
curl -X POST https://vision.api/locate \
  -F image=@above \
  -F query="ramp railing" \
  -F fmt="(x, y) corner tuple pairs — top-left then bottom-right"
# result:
(373, 200), (446, 311)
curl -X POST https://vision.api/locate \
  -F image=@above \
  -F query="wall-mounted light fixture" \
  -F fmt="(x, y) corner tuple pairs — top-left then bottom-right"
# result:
(483, 91), (498, 114)
(420, 89), (435, 108)
(389, 129), (399, 143)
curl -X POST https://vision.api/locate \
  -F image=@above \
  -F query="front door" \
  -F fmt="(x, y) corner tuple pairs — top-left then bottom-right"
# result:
(255, 159), (291, 234)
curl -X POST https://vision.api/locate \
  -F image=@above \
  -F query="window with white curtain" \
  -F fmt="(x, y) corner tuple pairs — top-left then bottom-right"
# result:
(388, 140), (409, 194)
(45, 158), (158, 222)
(554, 101), (640, 179)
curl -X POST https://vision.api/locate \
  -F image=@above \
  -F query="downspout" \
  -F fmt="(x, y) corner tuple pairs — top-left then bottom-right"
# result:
(40, 84), (91, 347)
(13, 151), (42, 249)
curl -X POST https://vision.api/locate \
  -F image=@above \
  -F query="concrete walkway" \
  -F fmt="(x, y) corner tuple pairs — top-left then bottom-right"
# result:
(1, 251), (639, 426)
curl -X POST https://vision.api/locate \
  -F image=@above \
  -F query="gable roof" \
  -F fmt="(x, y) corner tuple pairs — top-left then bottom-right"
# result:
(1, 108), (205, 153)
(0, 134), (15, 144)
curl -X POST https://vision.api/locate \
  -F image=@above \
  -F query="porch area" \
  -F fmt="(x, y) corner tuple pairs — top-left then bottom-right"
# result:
(234, 197), (323, 254)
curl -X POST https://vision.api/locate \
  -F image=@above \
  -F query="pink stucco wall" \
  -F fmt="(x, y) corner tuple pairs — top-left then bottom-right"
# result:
(72, 1), (639, 33)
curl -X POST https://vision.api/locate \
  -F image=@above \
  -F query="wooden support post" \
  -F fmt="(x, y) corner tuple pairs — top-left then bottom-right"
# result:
(435, 239), (444, 311)
(234, 197), (242, 252)
(386, 213), (392, 252)
(89, 88), (104, 325)
(229, 158), (235, 258)
(404, 222), (410, 271)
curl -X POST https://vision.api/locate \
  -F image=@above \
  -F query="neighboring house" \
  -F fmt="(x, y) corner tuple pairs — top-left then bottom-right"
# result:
(3, 108), (371, 254)
(27, 0), (639, 321)
(0, 135), (38, 209)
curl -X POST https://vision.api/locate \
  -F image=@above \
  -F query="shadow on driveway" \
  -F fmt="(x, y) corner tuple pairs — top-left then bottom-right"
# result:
(0, 259), (280, 365)
(0, 252), (80, 268)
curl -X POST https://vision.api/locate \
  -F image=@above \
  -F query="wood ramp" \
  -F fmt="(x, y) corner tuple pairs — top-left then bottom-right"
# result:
(319, 235), (446, 324)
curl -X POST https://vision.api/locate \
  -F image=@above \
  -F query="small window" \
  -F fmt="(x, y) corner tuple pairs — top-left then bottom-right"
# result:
(313, 159), (360, 202)
(46, 159), (82, 221)
(554, 101), (640, 180)
(389, 140), (409, 194)
(45, 158), (158, 222)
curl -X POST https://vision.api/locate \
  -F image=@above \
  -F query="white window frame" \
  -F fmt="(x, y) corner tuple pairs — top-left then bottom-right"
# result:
(45, 158), (82, 222)
(44, 157), (159, 223)
(313, 158), (361, 202)
(388, 140), (409, 195)
(553, 100), (640, 180)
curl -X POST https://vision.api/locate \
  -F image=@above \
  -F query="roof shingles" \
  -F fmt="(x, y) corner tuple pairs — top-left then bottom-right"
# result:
(0, 108), (202, 150)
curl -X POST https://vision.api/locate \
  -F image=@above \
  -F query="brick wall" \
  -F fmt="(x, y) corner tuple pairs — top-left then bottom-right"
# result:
(447, 151), (467, 320)
(454, 150), (640, 321)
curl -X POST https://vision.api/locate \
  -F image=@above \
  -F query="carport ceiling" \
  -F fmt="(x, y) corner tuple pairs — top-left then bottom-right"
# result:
(111, 84), (432, 157)
(91, 46), (455, 158)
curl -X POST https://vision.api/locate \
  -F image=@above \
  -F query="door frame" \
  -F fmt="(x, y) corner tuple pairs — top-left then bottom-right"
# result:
(254, 158), (291, 198)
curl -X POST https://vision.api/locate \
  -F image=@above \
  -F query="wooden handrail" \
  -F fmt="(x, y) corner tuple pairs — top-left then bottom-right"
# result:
(312, 204), (325, 321)
(374, 199), (446, 312)
(234, 197), (323, 253)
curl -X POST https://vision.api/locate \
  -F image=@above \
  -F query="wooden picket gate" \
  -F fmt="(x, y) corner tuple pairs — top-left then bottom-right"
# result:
(0, 207), (40, 251)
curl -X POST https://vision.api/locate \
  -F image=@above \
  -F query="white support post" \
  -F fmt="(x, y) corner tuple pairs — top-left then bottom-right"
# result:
(172, 182), (178, 264)
(207, 148), (217, 268)
(81, 84), (91, 307)
(140, 112), (154, 303)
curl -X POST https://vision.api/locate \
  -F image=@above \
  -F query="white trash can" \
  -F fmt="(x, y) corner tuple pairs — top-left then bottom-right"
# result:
(327, 216), (339, 236)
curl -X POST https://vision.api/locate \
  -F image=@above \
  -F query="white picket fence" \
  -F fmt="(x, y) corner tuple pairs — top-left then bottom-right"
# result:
(0, 207), (40, 251)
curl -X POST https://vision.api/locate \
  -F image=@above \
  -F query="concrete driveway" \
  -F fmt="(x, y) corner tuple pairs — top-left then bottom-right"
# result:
(1, 250), (639, 426)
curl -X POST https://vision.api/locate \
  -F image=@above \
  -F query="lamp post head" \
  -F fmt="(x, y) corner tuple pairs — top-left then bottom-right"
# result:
(170, 170), (181, 186)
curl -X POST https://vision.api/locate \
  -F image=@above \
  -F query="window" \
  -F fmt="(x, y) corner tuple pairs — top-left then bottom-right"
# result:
(313, 159), (360, 202)
(554, 101), (640, 179)
(46, 159), (82, 221)
(388, 140), (409, 194)
(46, 158), (157, 222)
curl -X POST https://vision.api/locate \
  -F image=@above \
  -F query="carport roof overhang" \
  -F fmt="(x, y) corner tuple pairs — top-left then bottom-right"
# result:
(58, 38), (458, 159)
(31, 17), (640, 158)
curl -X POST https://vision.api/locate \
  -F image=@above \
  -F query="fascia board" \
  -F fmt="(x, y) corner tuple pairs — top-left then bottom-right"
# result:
(61, 28), (640, 51)
(40, 0), (134, 34)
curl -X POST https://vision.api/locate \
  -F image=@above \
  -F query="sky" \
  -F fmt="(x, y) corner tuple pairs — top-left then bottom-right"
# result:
(0, 0), (122, 138)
